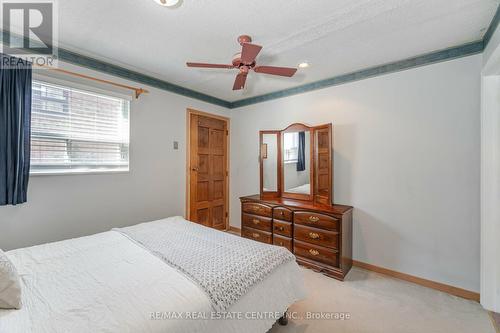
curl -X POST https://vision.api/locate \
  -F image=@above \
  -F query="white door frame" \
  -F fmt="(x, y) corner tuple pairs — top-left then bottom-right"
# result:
(481, 26), (500, 313)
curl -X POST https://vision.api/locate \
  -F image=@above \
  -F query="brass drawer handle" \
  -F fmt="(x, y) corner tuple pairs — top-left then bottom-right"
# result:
(280, 211), (284, 216)
(252, 206), (261, 212)
(252, 219), (260, 225)
(309, 232), (320, 239)
(309, 216), (320, 222)
(276, 226), (285, 231)
(309, 249), (319, 256)
(252, 233), (260, 238)
(279, 242), (284, 246)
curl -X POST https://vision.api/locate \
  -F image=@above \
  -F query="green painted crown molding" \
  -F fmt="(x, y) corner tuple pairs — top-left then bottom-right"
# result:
(231, 3), (499, 109)
(1, 31), (230, 108)
(1, 4), (499, 109)
(483, 2), (500, 49)
(57, 48), (232, 108)
(230, 41), (484, 109)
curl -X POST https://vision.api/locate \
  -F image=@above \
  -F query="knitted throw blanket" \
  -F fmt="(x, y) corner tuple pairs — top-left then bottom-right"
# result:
(114, 216), (295, 312)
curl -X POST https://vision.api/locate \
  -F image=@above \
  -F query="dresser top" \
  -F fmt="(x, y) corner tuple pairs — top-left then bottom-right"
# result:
(240, 194), (353, 215)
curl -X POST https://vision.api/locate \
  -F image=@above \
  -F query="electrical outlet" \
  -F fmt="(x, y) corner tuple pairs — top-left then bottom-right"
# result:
(173, 141), (179, 150)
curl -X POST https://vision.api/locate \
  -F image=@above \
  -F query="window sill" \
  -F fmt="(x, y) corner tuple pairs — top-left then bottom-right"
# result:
(284, 160), (298, 165)
(30, 169), (130, 177)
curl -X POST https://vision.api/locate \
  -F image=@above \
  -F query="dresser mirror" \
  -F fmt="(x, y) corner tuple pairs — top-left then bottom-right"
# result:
(282, 124), (313, 201)
(259, 123), (333, 205)
(248, 122), (352, 281)
(260, 131), (281, 198)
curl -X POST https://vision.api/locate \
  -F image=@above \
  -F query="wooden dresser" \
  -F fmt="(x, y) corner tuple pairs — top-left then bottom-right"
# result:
(240, 194), (353, 281)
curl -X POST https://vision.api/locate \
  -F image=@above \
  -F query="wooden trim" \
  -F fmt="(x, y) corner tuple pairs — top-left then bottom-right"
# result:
(312, 123), (333, 205)
(185, 108), (230, 230)
(352, 260), (480, 302)
(35, 65), (149, 98)
(187, 108), (230, 122)
(490, 312), (500, 333)
(227, 226), (241, 235)
(282, 123), (311, 133)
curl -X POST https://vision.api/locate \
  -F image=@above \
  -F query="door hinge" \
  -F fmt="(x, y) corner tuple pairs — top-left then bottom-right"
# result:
(226, 130), (229, 136)
(225, 212), (228, 217)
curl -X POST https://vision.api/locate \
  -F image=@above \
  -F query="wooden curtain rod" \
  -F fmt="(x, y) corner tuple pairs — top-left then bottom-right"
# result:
(34, 65), (149, 98)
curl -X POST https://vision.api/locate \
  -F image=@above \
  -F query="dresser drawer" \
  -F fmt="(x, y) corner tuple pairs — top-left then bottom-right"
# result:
(273, 235), (292, 252)
(273, 207), (293, 222)
(242, 213), (272, 232)
(242, 202), (272, 217)
(273, 220), (292, 237)
(294, 211), (339, 231)
(294, 225), (338, 249)
(294, 240), (338, 267)
(242, 227), (272, 244)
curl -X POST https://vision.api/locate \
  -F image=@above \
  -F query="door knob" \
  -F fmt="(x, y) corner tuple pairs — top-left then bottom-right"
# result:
(191, 167), (199, 171)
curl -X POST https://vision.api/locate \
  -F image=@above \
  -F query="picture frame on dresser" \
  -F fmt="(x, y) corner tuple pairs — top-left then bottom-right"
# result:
(241, 122), (353, 281)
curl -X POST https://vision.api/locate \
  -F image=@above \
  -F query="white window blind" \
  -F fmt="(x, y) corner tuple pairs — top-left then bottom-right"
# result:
(30, 80), (130, 174)
(283, 132), (299, 163)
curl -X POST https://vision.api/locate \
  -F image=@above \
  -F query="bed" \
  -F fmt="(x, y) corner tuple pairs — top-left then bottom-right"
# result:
(0, 217), (306, 333)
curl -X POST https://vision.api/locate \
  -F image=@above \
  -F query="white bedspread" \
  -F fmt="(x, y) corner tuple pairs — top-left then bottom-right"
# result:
(115, 217), (296, 312)
(0, 225), (305, 333)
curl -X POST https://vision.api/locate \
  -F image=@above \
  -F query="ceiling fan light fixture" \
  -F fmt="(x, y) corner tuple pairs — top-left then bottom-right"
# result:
(153, 0), (181, 8)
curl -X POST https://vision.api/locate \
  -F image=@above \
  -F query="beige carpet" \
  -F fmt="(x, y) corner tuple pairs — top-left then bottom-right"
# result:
(269, 267), (494, 333)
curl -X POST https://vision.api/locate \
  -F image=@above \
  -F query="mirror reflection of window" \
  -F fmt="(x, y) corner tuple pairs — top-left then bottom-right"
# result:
(284, 131), (310, 195)
(284, 132), (299, 163)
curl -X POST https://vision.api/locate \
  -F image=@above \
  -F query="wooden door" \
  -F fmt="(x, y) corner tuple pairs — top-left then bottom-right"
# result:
(189, 113), (228, 230)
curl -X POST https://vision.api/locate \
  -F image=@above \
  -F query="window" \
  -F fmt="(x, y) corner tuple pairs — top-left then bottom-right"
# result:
(30, 80), (130, 174)
(283, 132), (299, 163)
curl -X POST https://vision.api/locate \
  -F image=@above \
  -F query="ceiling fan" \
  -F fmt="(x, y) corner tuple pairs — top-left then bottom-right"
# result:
(186, 35), (298, 90)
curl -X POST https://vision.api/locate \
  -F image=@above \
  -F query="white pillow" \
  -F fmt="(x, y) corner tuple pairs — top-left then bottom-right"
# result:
(0, 249), (22, 309)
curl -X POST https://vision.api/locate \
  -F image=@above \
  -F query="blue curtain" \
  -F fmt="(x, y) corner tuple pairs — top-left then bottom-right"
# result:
(0, 54), (32, 206)
(296, 131), (306, 172)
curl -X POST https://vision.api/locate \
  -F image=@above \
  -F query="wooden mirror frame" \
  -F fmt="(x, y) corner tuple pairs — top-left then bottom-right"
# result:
(312, 123), (333, 206)
(259, 131), (281, 199)
(259, 123), (333, 206)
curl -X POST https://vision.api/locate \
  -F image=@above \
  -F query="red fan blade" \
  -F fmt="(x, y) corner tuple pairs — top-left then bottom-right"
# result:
(233, 73), (247, 90)
(254, 66), (297, 77)
(241, 43), (262, 64)
(187, 62), (234, 69)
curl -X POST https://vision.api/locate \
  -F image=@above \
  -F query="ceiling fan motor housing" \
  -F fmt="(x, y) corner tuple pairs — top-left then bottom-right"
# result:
(232, 53), (256, 68)
(237, 35), (252, 45)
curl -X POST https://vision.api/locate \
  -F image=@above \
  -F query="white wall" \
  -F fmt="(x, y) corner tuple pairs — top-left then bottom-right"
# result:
(0, 61), (229, 251)
(480, 75), (500, 312)
(262, 134), (278, 191)
(481, 24), (500, 312)
(230, 55), (482, 292)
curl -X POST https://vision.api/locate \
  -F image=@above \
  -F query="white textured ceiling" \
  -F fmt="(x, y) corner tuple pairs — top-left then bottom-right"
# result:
(58, 0), (498, 102)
